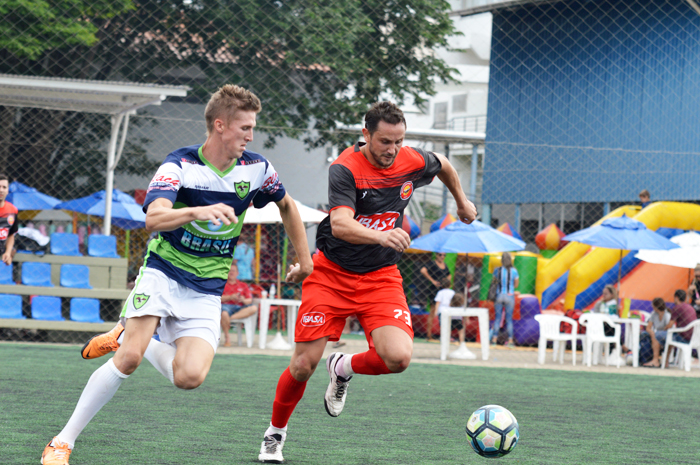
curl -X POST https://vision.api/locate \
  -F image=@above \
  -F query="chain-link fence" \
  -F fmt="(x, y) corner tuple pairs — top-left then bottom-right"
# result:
(2, 0), (700, 368)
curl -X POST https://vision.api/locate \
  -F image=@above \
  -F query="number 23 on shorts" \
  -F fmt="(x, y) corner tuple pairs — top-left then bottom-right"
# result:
(394, 309), (412, 326)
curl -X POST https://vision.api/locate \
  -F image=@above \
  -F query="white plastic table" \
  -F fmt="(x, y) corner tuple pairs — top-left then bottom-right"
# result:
(611, 316), (641, 367)
(258, 298), (302, 349)
(440, 307), (490, 361)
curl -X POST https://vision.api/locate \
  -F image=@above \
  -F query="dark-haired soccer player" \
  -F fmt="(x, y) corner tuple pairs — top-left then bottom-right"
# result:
(258, 101), (477, 463)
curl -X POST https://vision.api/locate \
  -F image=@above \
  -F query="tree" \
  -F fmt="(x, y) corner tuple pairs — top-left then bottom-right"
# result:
(0, 0), (458, 193)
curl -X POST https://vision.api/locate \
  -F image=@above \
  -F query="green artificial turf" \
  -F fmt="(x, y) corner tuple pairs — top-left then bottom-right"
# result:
(1, 343), (697, 464)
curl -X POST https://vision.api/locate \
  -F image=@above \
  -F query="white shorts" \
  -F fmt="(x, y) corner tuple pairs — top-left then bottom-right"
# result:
(123, 267), (222, 352)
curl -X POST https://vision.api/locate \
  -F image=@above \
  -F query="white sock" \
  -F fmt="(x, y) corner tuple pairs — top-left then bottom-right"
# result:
(265, 423), (287, 438)
(143, 338), (175, 384)
(57, 358), (128, 447)
(336, 353), (355, 379)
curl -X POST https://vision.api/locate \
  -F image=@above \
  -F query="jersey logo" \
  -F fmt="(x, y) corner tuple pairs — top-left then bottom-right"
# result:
(362, 191), (368, 199)
(356, 212), (400, 231)
(7, 215), (14, 226)
(234, 181), (250, 199)
(133, 293), (150, 310)
(0, 228), (7, 240)
(400, 181), (413, 200)
(300, 312), (326, 327)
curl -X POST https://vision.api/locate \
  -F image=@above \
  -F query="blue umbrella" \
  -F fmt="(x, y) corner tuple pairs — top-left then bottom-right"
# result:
(563, 215), (679, 251)
(54, 189), (145, 230)
(563, 214), (679, 294)
(410, 220), (526, 253)
(7, 182), (61, 211)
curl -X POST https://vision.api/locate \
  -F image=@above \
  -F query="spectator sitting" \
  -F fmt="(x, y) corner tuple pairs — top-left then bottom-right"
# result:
(639, 189), (651, 208)
(220, 262), (257, 347)
(640, 297), (671, 367)
(661, 289), (698, 366)
(687, 265), (700, 318)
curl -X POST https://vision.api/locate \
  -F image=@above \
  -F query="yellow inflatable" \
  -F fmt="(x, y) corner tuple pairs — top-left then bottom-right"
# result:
(563, 202), (700, 309)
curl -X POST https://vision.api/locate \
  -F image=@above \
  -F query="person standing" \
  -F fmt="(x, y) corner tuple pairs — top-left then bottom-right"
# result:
(489, 252), (519, 347)
(0, 174), (18, 265)
(42, 84), (313, 465)
(420, 252), (452, 341)
(257, 101), (477, 463)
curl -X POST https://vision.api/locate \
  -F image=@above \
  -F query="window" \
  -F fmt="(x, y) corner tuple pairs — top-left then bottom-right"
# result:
(452, 94), (467, 113)
(434, 102), (447, 129)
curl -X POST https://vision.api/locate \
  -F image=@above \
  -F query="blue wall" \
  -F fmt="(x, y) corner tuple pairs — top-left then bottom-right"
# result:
(483, 0), (700, 204)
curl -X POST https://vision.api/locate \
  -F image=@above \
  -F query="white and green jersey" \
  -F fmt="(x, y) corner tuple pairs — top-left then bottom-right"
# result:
(143, 144), (285, 295)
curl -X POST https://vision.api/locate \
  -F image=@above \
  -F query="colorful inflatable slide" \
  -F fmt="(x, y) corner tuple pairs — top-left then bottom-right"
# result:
(536, 202), (700, 310)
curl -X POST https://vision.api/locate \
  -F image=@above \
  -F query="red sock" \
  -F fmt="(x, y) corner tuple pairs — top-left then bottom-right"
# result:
(270, 367), (307, 428)
(350, 347), (392, 375)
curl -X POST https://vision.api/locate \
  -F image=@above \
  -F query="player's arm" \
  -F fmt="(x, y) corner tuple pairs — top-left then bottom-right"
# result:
(433, 153), (477, 224)
(275, 193), (313, 283)
(330, 207), (411, 253)
(1, 233), (14, 265)
(145, 198), (237, 233)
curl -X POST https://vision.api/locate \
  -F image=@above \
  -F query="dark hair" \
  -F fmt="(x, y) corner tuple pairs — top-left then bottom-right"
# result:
(0, 174), (8, 182)
(652, 297), (666, 311)
(364, 101), (406, 134)
(450, 292), (464, 307)
(441, 276), (452, 288)
(674, 289), (686, 302)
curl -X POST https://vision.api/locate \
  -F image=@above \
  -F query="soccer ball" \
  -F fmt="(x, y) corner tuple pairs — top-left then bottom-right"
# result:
(465, 405), (519, 458)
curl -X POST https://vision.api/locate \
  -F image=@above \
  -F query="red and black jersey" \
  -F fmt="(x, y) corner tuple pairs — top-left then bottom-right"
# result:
(316, 142), (442, 273)
(0, 201), (18, 254)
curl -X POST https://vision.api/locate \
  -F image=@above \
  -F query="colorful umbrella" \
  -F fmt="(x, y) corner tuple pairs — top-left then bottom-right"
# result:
(402, 215), (421, 239)
(410, 220), (526, 254)
(497, 223), (523, 241)
(635, 232), (700, 269)
(7, 182), (61, 211)
(535, 223), (567, 251)
(430, 213), (457, 232)
(54, 189), (145, 230)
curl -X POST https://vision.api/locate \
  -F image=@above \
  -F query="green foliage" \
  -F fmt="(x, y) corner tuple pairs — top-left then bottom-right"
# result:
(0, 0), (133, 59)
(1, 0), (459, 148)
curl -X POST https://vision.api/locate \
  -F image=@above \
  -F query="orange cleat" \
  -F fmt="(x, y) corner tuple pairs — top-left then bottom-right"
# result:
(81, 321), (124, 359)
(41, 437), (72, 465)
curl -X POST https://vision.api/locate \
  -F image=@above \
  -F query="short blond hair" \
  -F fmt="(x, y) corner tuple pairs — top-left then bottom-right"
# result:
(205, 85), (261, 134)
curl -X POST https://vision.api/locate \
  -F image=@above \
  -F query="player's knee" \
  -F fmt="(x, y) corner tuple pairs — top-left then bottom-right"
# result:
(113, 347), (143, 375)
(290, 356), (318, 381)
(383, 349), (412, 373)
(173, 370), (206, 390)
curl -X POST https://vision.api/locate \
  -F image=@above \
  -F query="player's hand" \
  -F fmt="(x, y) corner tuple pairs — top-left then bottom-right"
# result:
(378, 228), (411, 253)
(285, 262), (312, 283)
(457, 200), (477, 224)
(193, 203), (237, 226)
(1, 251), (10, 266)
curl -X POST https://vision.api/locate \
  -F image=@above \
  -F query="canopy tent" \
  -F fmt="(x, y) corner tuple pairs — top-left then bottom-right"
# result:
(243, 200), (327, 224)
(0, 74), (189, 235)
(7, 181), (61, 211)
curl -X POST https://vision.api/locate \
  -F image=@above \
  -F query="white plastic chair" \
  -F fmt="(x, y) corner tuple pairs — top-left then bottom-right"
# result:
(661, 320), (700, 372)
(579, 313), (622, 368)
(229, 311), (258, 348)
(534, 314), (584, 365)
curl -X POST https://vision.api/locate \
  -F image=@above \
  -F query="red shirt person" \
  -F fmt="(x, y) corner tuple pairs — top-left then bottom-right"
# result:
(0, 175), (18, 265)
(258, 102), (477, 463)
(670, 290), (697, 342)
(220, 262), (256, 347)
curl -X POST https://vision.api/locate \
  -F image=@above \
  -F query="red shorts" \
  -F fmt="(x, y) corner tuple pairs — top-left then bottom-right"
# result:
(295, 252), (413, 344)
